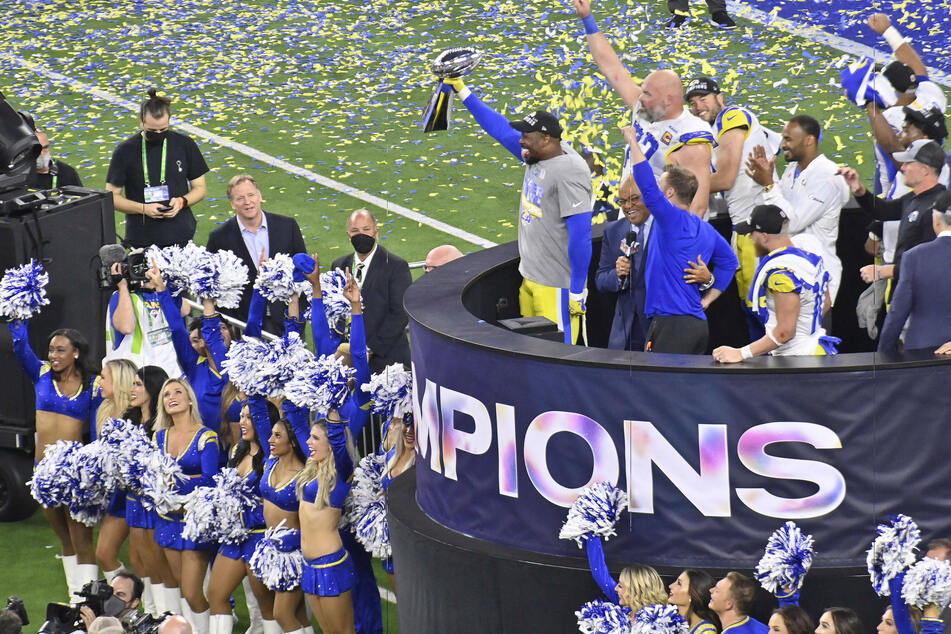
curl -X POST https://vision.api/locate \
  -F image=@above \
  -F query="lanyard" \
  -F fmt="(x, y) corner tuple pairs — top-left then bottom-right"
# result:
(141, 133), (167, 186)
(51, 173), (57, 189)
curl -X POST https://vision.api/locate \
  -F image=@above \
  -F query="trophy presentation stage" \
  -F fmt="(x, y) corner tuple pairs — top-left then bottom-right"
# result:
(391, 233), (951, 633)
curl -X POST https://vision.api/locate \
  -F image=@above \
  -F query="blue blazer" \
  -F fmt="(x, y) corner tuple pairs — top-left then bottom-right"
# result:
(594, 218), (650, 351)
(879, 235), (951, 352)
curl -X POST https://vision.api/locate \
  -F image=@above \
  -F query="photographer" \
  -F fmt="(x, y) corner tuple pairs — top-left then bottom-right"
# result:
(78, 573), (143, 630)
(104, 251), (184, 378)
(105, 89), (208, 248)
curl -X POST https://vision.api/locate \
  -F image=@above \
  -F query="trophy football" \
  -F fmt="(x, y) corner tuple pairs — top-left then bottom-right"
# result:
(421, 47), (484, 132)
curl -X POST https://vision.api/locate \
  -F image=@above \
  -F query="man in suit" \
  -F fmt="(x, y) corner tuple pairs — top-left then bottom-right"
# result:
(205, 174), (306, 334)
(594, 176), (652, 351)
(879, 190), (951, 352)
(332, 209), (412, 371)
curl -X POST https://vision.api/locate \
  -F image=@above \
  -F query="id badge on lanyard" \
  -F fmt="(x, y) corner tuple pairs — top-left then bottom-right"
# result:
(142, 133), (170, 203)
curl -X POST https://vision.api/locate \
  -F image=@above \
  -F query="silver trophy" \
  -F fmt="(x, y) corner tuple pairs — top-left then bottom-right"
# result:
(421, 47), (484, 132)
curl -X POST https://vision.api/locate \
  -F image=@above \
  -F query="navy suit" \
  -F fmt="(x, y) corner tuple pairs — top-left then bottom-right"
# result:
(878, 235), (951, 352)
(205, 211), (306, 334)
(332, 246), (412, 372)
(595, 218), (651, 351)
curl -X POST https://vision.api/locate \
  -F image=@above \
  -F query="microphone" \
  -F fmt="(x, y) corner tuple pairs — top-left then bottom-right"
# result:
(98, 243), (127, 267)
(619, 229), (638, 291)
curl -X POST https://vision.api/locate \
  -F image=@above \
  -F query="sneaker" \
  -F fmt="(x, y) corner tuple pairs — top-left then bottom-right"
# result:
(711, 11), (737, 29)
(666, 13), (689, 28)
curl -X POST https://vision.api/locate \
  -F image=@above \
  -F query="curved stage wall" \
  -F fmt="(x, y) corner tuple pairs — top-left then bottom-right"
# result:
(397, 238), (951, 630)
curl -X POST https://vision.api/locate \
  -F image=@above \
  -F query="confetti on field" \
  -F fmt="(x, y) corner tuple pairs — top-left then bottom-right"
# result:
(0, 0), (947, 258)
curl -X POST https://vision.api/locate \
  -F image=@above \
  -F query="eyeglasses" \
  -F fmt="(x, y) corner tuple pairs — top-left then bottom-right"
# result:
(617, 196), (642, 206)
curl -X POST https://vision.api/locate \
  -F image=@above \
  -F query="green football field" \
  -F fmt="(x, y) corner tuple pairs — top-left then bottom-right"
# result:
(1, 0), (948, 629)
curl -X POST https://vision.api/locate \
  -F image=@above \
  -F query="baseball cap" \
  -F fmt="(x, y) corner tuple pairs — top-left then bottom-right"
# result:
(892, 139), (947, 170)
(735, 204), (788, 235)
(882, 60), (918, 94)
(685, 77), (721, 101)
(903, 106), (948, 142)
(510, 111), (562, 138)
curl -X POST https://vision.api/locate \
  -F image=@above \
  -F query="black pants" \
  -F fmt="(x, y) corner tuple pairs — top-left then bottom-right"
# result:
(646, 314), (709, 354)
(668, 0), (726, 13)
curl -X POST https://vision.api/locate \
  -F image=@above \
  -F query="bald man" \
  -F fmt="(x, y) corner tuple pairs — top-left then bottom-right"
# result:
(424, 245), (463, 272)
(158, 616), (192, 634)
(332, 209), (412, 371)
(573, 0), (714, 217)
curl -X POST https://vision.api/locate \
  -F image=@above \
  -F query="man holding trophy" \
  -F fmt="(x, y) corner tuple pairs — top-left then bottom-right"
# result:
(425, 48), (593, 345)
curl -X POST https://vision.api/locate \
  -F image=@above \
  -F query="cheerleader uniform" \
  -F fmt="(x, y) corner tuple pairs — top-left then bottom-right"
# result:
(157, 290), (229, 434)
(300, 419), (356, 597)
(154, 426), (220, 550)
(9, 319), (101, 439)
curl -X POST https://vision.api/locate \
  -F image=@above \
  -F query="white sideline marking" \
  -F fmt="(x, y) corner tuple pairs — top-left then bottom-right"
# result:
(379, 585), (397, 604)
(728, 1), (951, 88)
(1, 52), (499, 249)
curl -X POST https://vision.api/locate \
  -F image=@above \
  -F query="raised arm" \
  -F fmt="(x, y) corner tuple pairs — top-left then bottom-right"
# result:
(248, 394), (274, 459)
(343, 275), (373, 438)
(669, 142), (712, 216)
(149, 264), (199, 371)
(572, 0), (643, 110)
(303, 255), (343, 357)
(200, 300), (229, 373)
(281, 400), (312, 458)
(838, 167), (904, 221)
(244, 288), (266, 339)
(327, 419), (353, 483)
(443, 78), (523, 160)
(868, 13), (928, 76)
(7, 319), (43, 382)
(584, 535), (621, 604)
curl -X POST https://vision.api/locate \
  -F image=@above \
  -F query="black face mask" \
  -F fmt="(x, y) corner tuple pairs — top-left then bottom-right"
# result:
(350, 233), (376, 254)
(144, 130), (167, 145)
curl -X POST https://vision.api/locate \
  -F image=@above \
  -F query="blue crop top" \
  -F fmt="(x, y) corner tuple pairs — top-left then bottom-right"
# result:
(155, 426), (220, 498)
(9, 320), (101, 429)
(260, 456), (301, 512)
(228, 444), (265, 529)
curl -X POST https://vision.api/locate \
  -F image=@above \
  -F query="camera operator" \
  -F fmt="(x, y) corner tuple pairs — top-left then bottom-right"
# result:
(78, 573), (143, 630)
(102, 246), (184, 378)
(105, 88), (209, 248)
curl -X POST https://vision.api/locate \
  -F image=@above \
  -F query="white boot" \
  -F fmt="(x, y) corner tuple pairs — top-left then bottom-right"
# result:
(140, 577), (156, 616)
(149, 580), (165, 616)
(210, 614), (233, 634)
(164, 586), (183, 615)
(242, 577), (263, 634)
(103, 566), (124, 583)
(182, 603), (196, 631)
(192, 608), (211, 634)
(261, 621), (282, 634)
(61, 555), (79, 600)
(285, 629), (304, 634)
(302, 627), (314, 634)
(75, 563), (100, 589)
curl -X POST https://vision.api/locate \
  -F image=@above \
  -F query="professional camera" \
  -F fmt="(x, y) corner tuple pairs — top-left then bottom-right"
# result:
(97, 243), (151, 292)
(37, 580), (127, 634)
(5, 596), (28, 626)
(128, 611), (167, 634)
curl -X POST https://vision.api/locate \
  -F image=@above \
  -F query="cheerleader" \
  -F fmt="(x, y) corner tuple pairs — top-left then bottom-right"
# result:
(153, 378), (220, 634)
(667, 570), (720, 634)
(150, 264), (231, 437)
(379, 411), (414, 590)
(94, 358), (139, 582)
(207, 396), (280, 634)
(7, 318), (101, 596)
(124, 365), (176, 616)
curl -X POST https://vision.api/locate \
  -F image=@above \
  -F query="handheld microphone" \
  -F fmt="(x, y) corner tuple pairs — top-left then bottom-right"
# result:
(619, 229), (638, 291)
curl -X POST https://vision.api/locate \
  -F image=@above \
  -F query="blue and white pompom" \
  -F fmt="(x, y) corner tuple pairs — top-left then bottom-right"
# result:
(67, 441), (119, 527)
(140, 450), (187, 515)
(632, 605), (687, 634)
(576, 600), (632, 634)
(223, 337), (273, 395)
(29, 440), (81, 508)
(284, 353), (355, 414)
(362, 363), (413, 420)
(346, 453), (390, 559)
(901, 557), (951, 610)
(146, 243), (195, 296)
(97, 418), (155, 491)
(249, 525), (304, 591)
(867, 514), (921, 596)
(183, 468), (258, 545)
(755, 521), (815, 594)
(0, 260), (50, 320)
(559, 482), (627, 548)
(255, 254), (310, 304)
(188, 248), (249, 309)
(320, 268), (353, 325)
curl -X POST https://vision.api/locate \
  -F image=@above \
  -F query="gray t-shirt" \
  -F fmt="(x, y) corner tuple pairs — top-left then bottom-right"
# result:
(516, 142), (593, 288)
